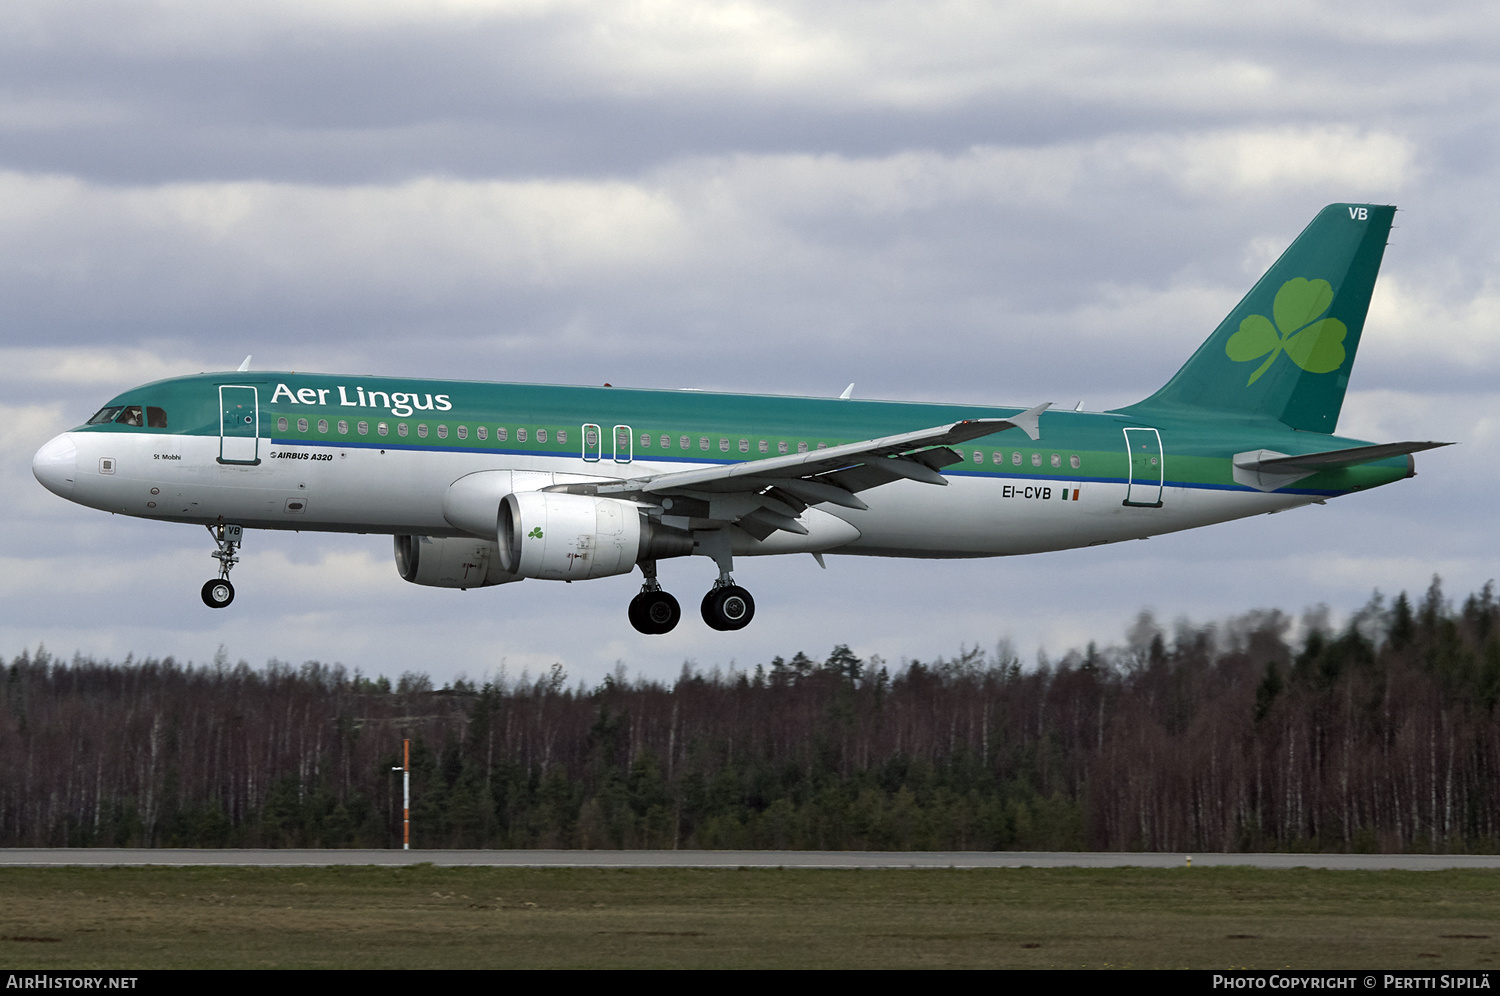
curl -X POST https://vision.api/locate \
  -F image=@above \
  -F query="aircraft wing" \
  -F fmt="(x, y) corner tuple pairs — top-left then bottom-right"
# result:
(571, 404), (1050, 539)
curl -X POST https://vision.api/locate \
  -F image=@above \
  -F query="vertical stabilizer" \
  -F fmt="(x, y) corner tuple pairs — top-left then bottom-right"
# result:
(1122, 204), (1394, 432)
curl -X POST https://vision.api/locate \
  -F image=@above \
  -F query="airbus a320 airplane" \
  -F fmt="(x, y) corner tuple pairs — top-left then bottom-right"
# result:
(33, 204), (1445, 634)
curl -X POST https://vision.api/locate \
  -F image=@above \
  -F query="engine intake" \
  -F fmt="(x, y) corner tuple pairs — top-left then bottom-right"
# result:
(498, 491), (692, 580)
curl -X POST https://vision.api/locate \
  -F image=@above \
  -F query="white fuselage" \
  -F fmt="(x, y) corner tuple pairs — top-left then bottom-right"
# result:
(36, 427), (1311, 562)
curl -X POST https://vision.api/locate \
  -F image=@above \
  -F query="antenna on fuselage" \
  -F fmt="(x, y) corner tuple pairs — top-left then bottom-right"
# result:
(236, 355), (252, 372)
(839, 383), (854, 400)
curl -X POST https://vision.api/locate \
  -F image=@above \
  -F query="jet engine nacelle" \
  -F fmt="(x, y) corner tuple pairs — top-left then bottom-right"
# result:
(394, 535), (522, 588)
(499, 491), (692, 581)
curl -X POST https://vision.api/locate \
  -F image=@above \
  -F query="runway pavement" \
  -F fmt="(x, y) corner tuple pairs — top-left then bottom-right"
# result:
(3, 849), (1499, 869)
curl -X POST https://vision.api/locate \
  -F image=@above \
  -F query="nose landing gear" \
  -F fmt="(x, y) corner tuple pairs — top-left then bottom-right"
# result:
(201, 523), (242, 609)
(201, 578), (234, 608)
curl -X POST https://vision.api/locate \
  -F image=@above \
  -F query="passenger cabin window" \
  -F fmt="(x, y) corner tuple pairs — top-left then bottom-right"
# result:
(298, 418), (309, 432)
(317, 419), (328, 433)
(277, 417), (289, 432)
(477, 426), (487, 440)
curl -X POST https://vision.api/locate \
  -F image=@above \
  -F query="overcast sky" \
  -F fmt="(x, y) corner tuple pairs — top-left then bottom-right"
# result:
(3, 0), (1497, 685)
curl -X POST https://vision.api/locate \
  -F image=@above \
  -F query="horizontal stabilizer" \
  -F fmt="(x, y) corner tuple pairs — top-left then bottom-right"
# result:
(1233, 440), (1450, 491)
(1236, 440), (1451, 473)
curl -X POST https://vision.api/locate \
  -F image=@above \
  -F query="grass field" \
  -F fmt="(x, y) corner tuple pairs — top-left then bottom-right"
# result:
(1, 865), (1498, 969)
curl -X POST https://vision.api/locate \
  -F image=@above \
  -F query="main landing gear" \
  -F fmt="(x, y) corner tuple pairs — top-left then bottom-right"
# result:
(628, 563), (682, 635)
(698, 539), (754, 631)
(701, 581), (754, 632)
(627, 559), (756, 634)
(201, 523), (242, 609)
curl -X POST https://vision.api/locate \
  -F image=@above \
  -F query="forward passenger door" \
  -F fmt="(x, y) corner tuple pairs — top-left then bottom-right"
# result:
(219, 386), (260, 465)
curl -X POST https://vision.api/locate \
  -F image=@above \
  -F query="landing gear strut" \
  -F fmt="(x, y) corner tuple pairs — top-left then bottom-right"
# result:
(201, 523), (242, 609)
(628, 561), (681, 634)
(626, 538), (757, 633)
(695, 531), (755, 631)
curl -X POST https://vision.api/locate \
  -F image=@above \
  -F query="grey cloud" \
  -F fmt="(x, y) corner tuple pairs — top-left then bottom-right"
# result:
(3, 1), (1498, 682)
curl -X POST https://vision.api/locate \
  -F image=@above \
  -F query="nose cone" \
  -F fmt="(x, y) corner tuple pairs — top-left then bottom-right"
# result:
(33, 432), (77, 499)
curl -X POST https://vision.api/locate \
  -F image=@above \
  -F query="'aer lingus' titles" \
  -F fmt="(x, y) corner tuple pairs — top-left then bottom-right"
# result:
(270, 383), (453, 418)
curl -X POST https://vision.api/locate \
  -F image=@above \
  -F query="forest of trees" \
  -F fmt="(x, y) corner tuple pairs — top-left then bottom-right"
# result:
(3, 578), (1499, 852)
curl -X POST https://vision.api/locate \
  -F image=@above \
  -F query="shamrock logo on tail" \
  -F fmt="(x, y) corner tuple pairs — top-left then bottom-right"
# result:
(1225, 278), (1347, 385)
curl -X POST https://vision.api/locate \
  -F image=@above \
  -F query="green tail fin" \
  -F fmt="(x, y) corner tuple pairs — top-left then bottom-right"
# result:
(1122, 203), (1394, 433)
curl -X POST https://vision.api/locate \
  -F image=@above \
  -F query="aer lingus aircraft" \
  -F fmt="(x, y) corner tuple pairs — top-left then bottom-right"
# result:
(33, 203), (1446, 634)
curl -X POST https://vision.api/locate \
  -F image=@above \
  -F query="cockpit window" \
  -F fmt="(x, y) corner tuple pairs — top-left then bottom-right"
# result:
(85, 404), (167, 428)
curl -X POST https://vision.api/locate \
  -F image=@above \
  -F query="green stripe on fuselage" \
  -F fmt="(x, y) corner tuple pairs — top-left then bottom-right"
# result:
(76, 372), (1409, 496)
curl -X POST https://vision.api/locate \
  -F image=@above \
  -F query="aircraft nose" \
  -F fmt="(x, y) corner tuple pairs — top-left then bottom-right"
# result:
(33, 432), (77, 499)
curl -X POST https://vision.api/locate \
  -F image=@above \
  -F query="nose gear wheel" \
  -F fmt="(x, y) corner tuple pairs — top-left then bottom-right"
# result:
(201, 578), (235, 608)
(201, 523), (242, 610)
